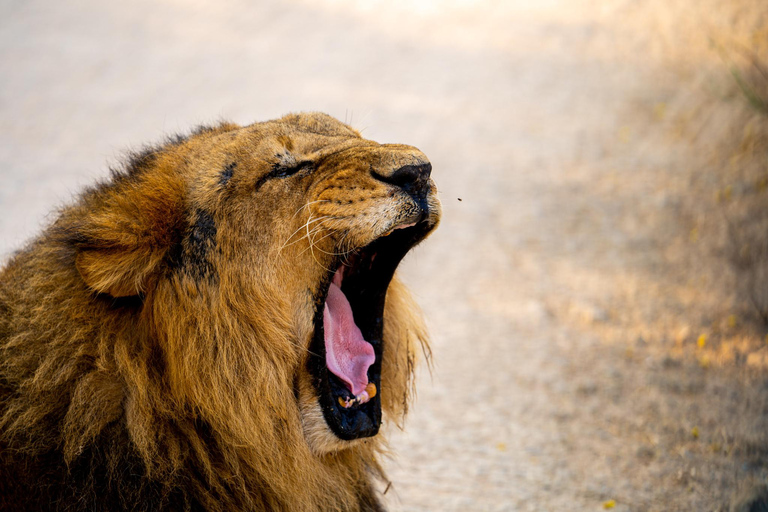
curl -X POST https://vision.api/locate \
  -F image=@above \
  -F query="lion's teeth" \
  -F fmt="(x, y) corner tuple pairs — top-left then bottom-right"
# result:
(364, 382), (377, 400)
(338, 382), (377, 408)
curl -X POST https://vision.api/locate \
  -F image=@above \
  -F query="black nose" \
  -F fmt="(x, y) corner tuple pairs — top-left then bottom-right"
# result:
(372, 162), (432, 198)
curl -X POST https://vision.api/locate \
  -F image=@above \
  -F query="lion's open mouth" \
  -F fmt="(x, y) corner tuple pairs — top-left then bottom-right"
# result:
(308, 219), (434, 440)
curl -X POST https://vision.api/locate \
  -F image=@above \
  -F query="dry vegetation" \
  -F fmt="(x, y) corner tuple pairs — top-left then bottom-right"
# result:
(709, 58), (768, 328)
(607, 1), (768, 508)
(661, 4), (768, 363)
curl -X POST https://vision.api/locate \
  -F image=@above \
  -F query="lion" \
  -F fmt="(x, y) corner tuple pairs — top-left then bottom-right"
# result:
(0, 113), (440, 511)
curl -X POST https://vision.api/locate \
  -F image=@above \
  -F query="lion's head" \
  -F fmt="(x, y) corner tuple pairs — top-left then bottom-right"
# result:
(0, 112), (439, 510)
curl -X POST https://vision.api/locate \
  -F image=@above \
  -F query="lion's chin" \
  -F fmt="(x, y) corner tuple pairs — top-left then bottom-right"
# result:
(297, 382), (371, 454)
(303, 217), (437, 445)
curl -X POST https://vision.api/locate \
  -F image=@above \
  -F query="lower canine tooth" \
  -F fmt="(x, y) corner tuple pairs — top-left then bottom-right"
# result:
(338, 383), (377, 408)
(354, 383), (377, 405)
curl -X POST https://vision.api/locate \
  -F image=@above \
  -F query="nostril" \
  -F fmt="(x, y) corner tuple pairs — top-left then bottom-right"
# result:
(372, 163), (432, 193)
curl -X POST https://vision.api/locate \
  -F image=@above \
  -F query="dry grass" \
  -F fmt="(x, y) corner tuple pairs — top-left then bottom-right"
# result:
(719, 61), (768, 326)
(560, 2), (768, 508)
(652, 2), (768, 507)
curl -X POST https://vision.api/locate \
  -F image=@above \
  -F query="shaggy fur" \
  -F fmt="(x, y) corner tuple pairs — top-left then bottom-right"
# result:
(0, 113), (440, 511)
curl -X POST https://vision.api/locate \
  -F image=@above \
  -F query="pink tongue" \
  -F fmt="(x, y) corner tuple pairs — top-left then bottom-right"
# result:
(323, 271), (375, 397)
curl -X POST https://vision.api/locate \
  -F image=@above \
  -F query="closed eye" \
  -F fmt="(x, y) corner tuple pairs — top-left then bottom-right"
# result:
(255, 160), (315, 191)
(270, 160), (314, 179)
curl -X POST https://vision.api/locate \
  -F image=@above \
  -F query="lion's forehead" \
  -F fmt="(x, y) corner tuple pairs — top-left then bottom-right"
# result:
(311, 144), (430, 174)
(181, 115), (429, 176)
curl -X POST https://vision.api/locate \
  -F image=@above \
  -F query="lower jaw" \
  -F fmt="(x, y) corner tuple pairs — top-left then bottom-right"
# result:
(298, 381), (375, 455)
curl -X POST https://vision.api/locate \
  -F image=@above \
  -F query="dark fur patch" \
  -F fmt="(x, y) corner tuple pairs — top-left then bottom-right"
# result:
(106, 123), (227, 186)
(107, 146), (160, 186)
(189, 124), (220, 137)
(219, 162), (236, 187)
(182, 209), (217, 279)
(0, 420), (196, 511)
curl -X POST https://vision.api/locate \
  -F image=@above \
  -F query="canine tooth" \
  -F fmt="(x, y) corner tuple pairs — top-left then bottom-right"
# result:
(354, 383), (377, 405)
(338, 383), (376, 408)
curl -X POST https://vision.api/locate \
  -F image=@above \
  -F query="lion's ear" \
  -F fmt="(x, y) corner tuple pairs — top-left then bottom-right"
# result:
(68, 166), (186, 298)
(75, 246), (171, 298)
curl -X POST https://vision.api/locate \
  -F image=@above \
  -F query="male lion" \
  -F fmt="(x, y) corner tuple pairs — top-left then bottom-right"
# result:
(0, 113), (440, 511)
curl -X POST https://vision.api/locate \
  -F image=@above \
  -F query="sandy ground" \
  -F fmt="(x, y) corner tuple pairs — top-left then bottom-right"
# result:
(2, 1), (767, 510)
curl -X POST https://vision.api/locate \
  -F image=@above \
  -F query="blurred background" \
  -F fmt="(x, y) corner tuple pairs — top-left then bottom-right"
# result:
(2, 0), (768, 510)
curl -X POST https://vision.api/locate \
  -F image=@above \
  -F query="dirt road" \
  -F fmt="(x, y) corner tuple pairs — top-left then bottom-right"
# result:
(2, 1), (766, 510)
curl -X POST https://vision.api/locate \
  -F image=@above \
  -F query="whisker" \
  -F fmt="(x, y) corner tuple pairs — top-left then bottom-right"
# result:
(304, 213), (333, 272)
(299, 223), (337, 257)
(292, 200), (330, 219)
(279, 215), (331, 252)
(309, 230), (336, 248)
